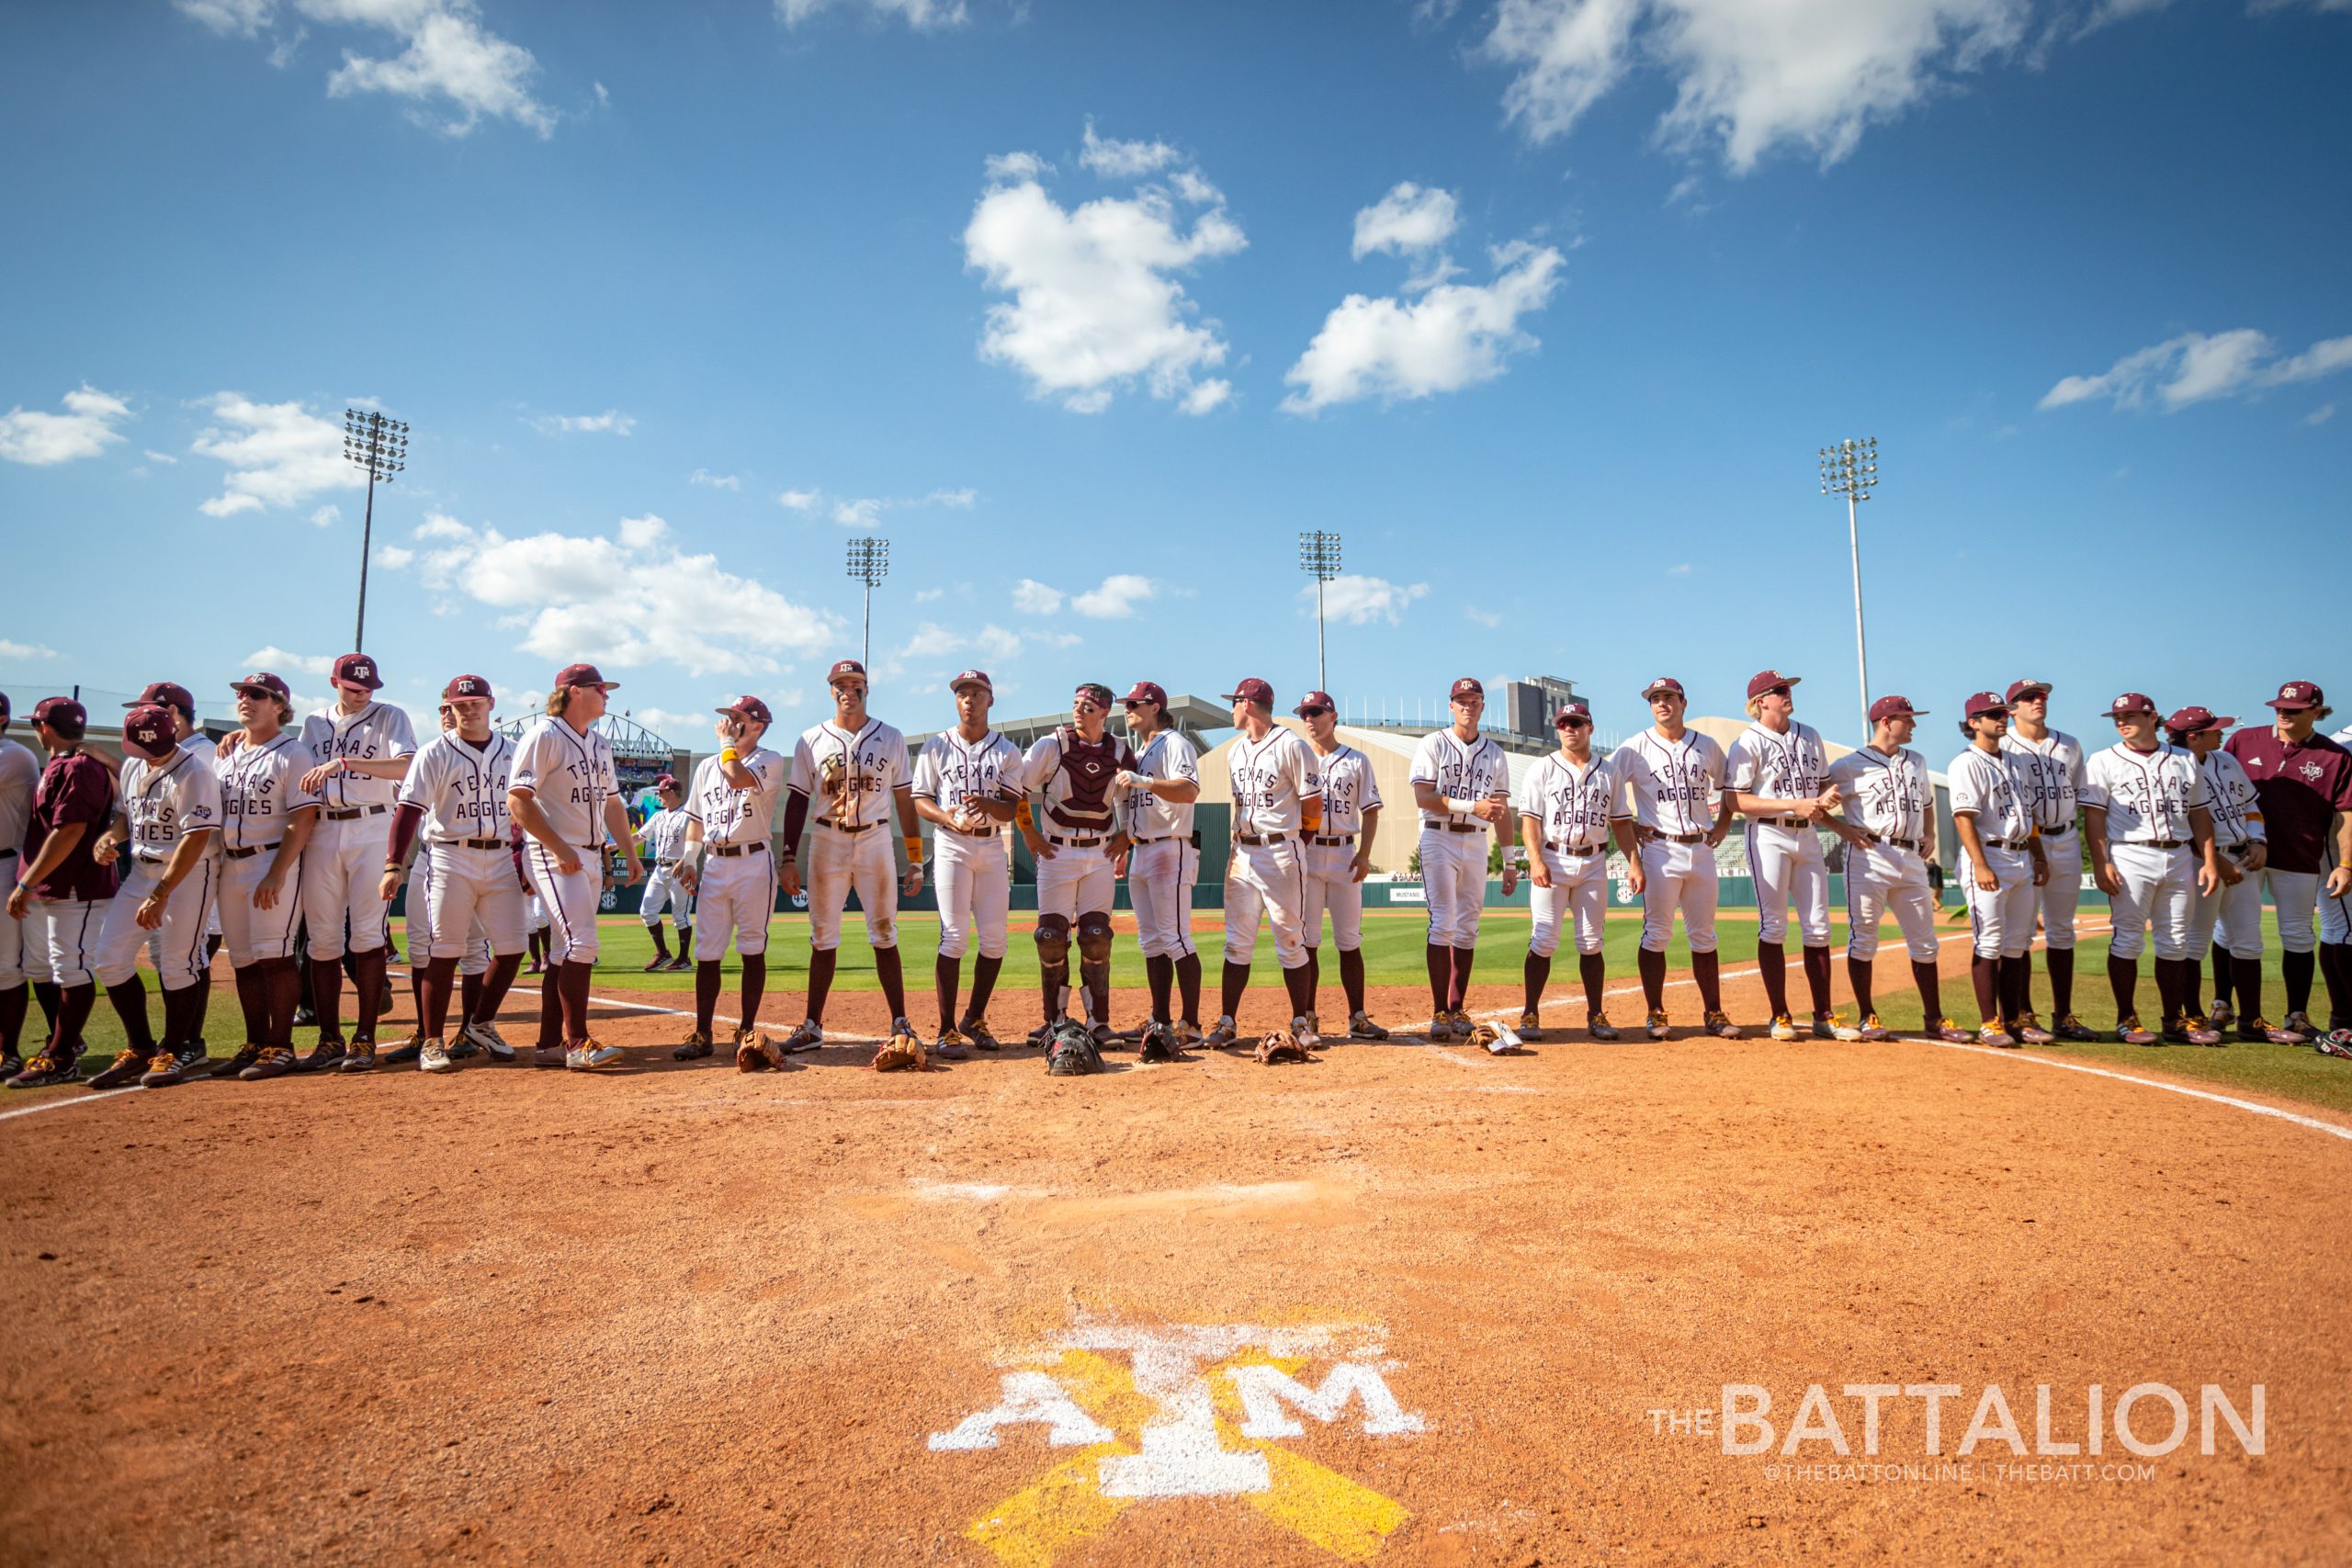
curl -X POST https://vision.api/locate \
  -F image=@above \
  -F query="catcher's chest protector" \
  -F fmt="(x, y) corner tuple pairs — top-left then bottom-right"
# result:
(1047, 727), (1126, 829)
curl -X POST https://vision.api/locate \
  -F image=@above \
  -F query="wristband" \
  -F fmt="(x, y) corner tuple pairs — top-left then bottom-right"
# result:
(720, 747), (740, 764)
(1447, 797), (1473, 818)
(903, 834), (923, 865)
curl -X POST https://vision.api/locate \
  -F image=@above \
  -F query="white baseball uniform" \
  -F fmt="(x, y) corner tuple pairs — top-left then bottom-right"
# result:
(2324, 725), (2352, 948)
(215, 733), (319, 967)
(1299, 742), (1378, 955)
(145, 732), (223, 969)
(1948, 743), (2038, 961)
(1829, 743), (1938, 965)
(1726, 717), (1832, 948)
(2002, 729), (2087, 952)
(1123, 727), (1202, 962)
(398, 731), (526, 963)
(1610, 728), (1728, 955)
(1221, 727), (1320, 969)
(1516, 751), (1615, 959)
(0, 734), (39, 992)
(636, 807), (695, 932)
(298, 699), (416, 961)
(94, 749), (221, 991)
(914, 728), (1023, 963)
(2084, 741), (2211, 963)
(2191, 747), (2267, 964)
(790, 718), (910, 952)
(1408, 728), (1509, 949)
(684, 746), (784, 959)
(1020, 726), (1136, 929)
(510, 715), (619, 965)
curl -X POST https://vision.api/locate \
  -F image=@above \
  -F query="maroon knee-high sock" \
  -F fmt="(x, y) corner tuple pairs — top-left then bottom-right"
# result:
(968, 953), (1004, 1025)
(232, 965), (266, 1043)
(742, 952), (768, 1029)
(1578, 952), (1606, 1015)
(1971, 956), (2000, 1025)
(350, 947), (388, 1039)
(55, 983), (98, 1055)
(1144, 953), (1172, 1025)
(1691, 950), (1724, 1013)
(1801, 945), (1833, 1016)
(1447, 944), (1476, 1011)
(1282, 962), (1315, 1021)
(1848, 957), (1876, 1019)
(161, 982), (201, 1054)
(1303, 945), (1320, 1015)
(2001, 955), (2031, 1024)
(1911, 960), (1943, 1026)
(309, 956), (344, 1039)
(1423, 943), (1449, 1011)
(2283, 949), (2315, 1018)
(2233, 958), (2263, 1026)
(2108, 954), (2139, 1021)
(2046, 946), (2076, 1020)
(0, 985), (26, 1059)
(1220, 960), (1250, 1022)
(2210, 950), (2233, 1013)
(537, 962), (563, 1048)
(1523, 951), (1552, 1012)
(558, 960), (593, 1042)
(477, 954), (522, 1024)
(1638, 946), (1667, 1012)
(1340, 947), (1368, 1015)
(695, 962), (724, 1035)
(265, 958), (301, 1047)
(459, 969), (483, 1031)
(874, 945), (907, 1022)
(1756, 940), (1788, 1017)
(807, 947), (839, 1025)
(936, 953), (963, 1033)
(106, 975), (154, 1055)
(1174, 952), (1202, 1027)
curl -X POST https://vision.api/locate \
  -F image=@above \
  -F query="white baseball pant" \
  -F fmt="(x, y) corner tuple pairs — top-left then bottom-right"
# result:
(1128, 837), (1196, 960)
(422, 843), (524, 964)
(1963, 847), (2037, 960)
(94, 856), (218, 990)
(526, 840), (605, 964)
(0, 856), (24, 989)
(2241, 868), (2318, 954)
(1638, 837), (1720, 954)
(1844, 844), (1939, 964)
(2106, 843), (2197, 962)
(403, 853), (492, 976)
(147, 885), (222, 969)
(807, 824), (898, 951)
(2191, 847), (2268, 964)
(2323, 852), (2350, 946)
(29, 897), (107, 987)
(1035, 842), (1115, 924)
(1528, 848), (1608, 958)
(934, 832), (1011, 962)
(2035, 829), (2085, 951)
(219, 851), (302, 967)
(1418, 826), (1487, 947)
(1225, 838), (1308, 969)
(1746, 822), (1830, 946)
(1300, 839), (1365, 953)
(640, 863), (694, 930)
(526, 893), (549, 933)
(695, 847), (777, 958)
(299, 810), (393, 959)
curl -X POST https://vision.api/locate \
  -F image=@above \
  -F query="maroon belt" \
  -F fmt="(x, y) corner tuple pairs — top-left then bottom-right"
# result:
(1235, 831), (1288, 847)
(323, 805), (387, 822)
(709, 842), (766, 858)
(225, 842), (280, 860)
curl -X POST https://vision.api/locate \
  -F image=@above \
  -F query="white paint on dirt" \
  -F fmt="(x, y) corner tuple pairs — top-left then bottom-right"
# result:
(928, 1371), (1115, 1451)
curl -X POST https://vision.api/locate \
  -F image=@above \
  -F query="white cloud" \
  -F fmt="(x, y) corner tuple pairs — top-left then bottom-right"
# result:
(142, 448), (178, 465)
(1464, 606), (1504, 628)
(898, 619), (1080, 668)
(782, 484), (981, 525)
(1283, 240), (1566, 414)
(377, 545), (414, 568)
(1080, 119), (1181, 179)
(532, 409), (636, 435)
(2305, 403), (2336, 426)
(243, 644), (341, 677)
(833, 498), (883, 528)
(1305, 575), (1430, 626)
(1169, 168), (1224, 206)
(190, 392), (361, 517)
(1475, 0), (2030, 174)
(406, 512), (841, 679)
(0, 384), (133, 466)
(1352, 182), (1461, 259)
(0, 639), (60, 661)
(985, 151), (1054, 182)
(966, 134), (1245, 415)
(1011, 579), (1064, 615)
(175, 0), (273, 35)
(777, 488), (821, 512)
(1070, 573), (1159, 619)
(2040, 329), (2352, 412)
(926, 486), (978, 508)
(689, 468), (741, 491)
(775, 0), (969, 28)
(311, 503), (342, 528)
(415, 511), (472, 539)
(1666, 562), (1693, 575)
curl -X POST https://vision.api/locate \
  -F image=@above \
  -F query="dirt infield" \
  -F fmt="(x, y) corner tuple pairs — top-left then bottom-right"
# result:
(5, 945), (2349, 1565)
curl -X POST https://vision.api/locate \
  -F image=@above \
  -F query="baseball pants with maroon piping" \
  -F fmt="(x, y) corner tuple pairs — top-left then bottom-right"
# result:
(1528, 848), (1608, 958)
(1225, 838), (1309, 969)
(526, 841), (605, 964)
(2032, 829), (2085, 950)
(2188, 846), (2267, 964)
(1637, 837), (1720, 954)
(1418, 827), (1487, 947)
(2105, 842), (2197, 963)
(935, 833), (1011, 962)
(1745, 821), (1830, 946)
(1128, 837), (1195, 960)
(32, 897), (108, 987)
(1844, 843), (1938, 964)
(807, 823), (899, 951)
(299, 810), (393, 960)
(1300, 839), (1366, 952)
(694, 845), (777, 959)
(94, 855), (217, 990)
(1962, 847), (2037, 960)
(416, 844), (519, 969)
(219, 851), (302, 968)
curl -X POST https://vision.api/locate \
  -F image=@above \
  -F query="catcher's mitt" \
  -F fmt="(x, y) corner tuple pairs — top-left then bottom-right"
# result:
(1046, 1020), (1103, 1077)
(1465, 1021), (1524, 1055)
(1255, 1030), (1315, 1066)
(871, 1030), (932, 1072)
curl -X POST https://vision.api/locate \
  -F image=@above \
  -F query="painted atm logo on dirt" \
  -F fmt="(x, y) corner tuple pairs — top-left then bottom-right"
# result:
(930, 1315), (1424, 1563)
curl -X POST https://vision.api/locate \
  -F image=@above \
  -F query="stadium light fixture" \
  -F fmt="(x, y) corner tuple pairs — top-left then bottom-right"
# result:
(845, 536), (890, 673)
(1298, 530), (1342, 696)
(343, 408), (409, 651)
(1818, 437), (1879, 743)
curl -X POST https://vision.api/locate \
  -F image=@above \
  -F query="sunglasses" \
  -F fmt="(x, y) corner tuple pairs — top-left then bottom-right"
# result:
(1296, 705), (1330, 718)
(1555, 716), (1591, 729)
(1122, 698), (1151, 710)
(1762, 685), (1791, 699)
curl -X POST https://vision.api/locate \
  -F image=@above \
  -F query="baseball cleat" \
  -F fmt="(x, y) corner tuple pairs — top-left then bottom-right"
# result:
(933, 1027), (971, 1061)
(1703, 1010), (1742, 1040)
(2167, 1015), (2223, 1047)
(1767, 1014), (1801, 1043)
(1292, 1015), (1321, 1050)
(1587, 1013), (1621, 1042)
(664, 954), (695, 972)
(2240, 1017), (2302, 1044)
(2116, 1017), (2160, 1046)
(1304, 1011), (1322, 1041)
(379, 1034), (424, 1066)
(1934, 1019), (1975, 1044)
(6, 1052), (81, 1089)
(1204, 1016), (1239, 1048)
(1347, 1010), (1389, 1041)
(299, 1039), (345, 1075)
(1817, 1012), (1865, 1043)
(960, 1017), (1001, 1051)
(339, 1040), (378, 1073)
(2315, 1030), (2352, 1061)
(642, 955), (669, 972)
(780, 1020), (824, 1054)
(1517, 1008), (1544, 1043)
(140, 1047), (187, 1088)
(1857, 1013), (1893, 1043)
(2013, 1012), (2054, 1045)
(292, 1005), (317, 1029)
(1645, 1010), (1671, 1041)
(2282, 1011), (2319, 1042)
(175, 1041), (209, 1073)
(240, 1046), (299, 1080)
(2052, 1014), (2097, 1043)
(87, 1050), (149, 1091)
(1976, 1023), (2017, 1048)
(0, 1054), (17, 1080)
(209, 1045), (262, 1078)
(574, 1039), (624, 1070)
(420, 1040), (456, 1074)
(1088, 1021), (1117, 1049)
(1423, 1013), (1454, 1043)
(1173, 1020), (1204, 1049)
(673, 1030), (714, 1061)
(462, 1021), (515, 1063)
(2208, 1003), (2235, 1032)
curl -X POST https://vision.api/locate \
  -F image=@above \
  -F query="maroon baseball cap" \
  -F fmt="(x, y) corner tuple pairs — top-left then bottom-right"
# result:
(2267, 680), (2324, 711)
(1554, 699), (1592, 727)
(442, 673), (493, 703)
(1223, 678), (1274, 705)
(332, 652), (384, 690)
(126, 682), (196, 715)
(1294, 690), (1336, 716)
(1869, 694), (1927, 722)
(718, 694), (774, 726)
(554, 663), (617, 691)
(2165, 705), (2233, 734)
(1640, 676), (1686, 701)
(2103, 692), (2158, 717)
(1122, 680), (1166, 707)
(32, 695), (86, 728)
(2005, 678), (2053, 704)
(952, 669), (995, 695)
(1747, 670), (1801, 699)
(230, 671), (290, 702)
(1449, 677), (1484, 701)
(828, 659), (867, 684)
(1962, 692), (2009, 722)
(122, 705), (176, 758)
(654, 773), (679, 790)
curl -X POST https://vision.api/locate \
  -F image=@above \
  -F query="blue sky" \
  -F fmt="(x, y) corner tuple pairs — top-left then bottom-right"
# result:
(3, 0), (2345, 749)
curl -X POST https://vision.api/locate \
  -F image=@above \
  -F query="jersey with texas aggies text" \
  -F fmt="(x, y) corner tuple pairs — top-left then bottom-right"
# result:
(636, 807), (693, 864)
(913, 728), (1023, 818)
(2197, 750), (2264, 848)
(1408, 728), (1509, 829)
(1828, 744), (1932, 845)
(1999, 729), (2086, 836)
(397, 731), (515, 843)
(1726, 719), (1828, 804)
(1123, 728), (1201, 841)
(2083, 742), (2210, 843)
(509, 715), (617, 848)
(301, 700), (417, 811)
(1226, 726), (1321, 837)
(1516, 752), (1616, 852)
(1609, 728), (1727, 835)
(686, 745), (785, 849)
(1310, 743), (1380, 835)
(1021, 726), (1137, 835)
(214, 731), (318, 852)
(1946, 744), (2033, 846)
(121, 749), (222, 861)
(789, 718), (910, 831)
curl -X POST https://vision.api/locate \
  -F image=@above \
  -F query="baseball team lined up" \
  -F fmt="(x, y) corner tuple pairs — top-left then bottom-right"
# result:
(3, 656), (2348, 1089)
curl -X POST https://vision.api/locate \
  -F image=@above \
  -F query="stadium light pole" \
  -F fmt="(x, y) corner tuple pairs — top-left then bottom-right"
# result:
(845, 536), (889, 672)
(1299, 529), (1342, 695)
(343, 409), (409, 652)
(1819, 437), (1879, 743)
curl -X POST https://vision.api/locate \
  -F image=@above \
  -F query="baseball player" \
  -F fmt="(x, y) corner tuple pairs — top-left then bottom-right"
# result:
(1999, 679), (2097, 1042)
(1293, 690), (1388, 1042)
(2165, 705), (2297, 1044)
(1830, 696), (1971, 1043)
(124, 682), (225, 1065)
(1609, 678), (1740, 1041)
(1948, 692), (2051, 1045)
(1014, 682), (1137, 1045)
(83, 705), (221, 1089)
(1409, 678), (1513, 1041)
(202, 673), (322, 1081)
(911, 671), (1023, 1056)
(0, 694), (38, 1079)
(1514, 698), (1620, 1041)
(673, 696), (786, 1068)
(634, 774), (695, 972)
(379, 703), (494, 1066)
(1204, 677), (1324, 1050)
(2321, 719), (2352, 1054)
(1114, 681), (1204, 1055)
(2224, 681), (2352, 1046)
(508, 663), (642, 1071)
(1726, 671), (1860, 1042)
(294, 652), (416, 1071)
(2, 699), (119, 1089)
(379, 677), (528, 1074)
(778, 660), (923, 1055)
(2082, 693), (2221, 1045)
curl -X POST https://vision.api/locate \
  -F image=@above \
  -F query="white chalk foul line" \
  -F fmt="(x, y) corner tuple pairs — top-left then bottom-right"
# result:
(1910, 1036), (2352, 1144)
(0, 1085), (145, 1124)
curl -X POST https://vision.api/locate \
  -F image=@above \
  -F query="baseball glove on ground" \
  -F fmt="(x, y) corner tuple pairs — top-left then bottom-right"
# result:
(1464, 1021), (1524, 1055)
(1137, 1021), (1190, 1064)
(871, 1030), (932, 1072)
(736, 1029), (790, 1072)
(1046, 1020), (1103, 1077)
(1255, 1030), (1315, 1066)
